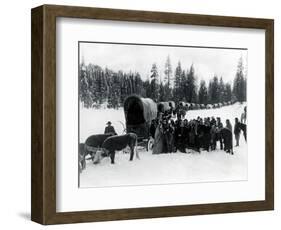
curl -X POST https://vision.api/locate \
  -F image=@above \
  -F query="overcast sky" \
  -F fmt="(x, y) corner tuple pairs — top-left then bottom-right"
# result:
(80, 42), (247, 85)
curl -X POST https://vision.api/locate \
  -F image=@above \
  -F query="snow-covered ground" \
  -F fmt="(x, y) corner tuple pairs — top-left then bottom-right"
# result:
(79, 103), (247, 188)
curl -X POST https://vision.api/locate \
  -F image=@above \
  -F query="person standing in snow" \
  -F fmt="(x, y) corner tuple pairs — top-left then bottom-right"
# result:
(152, 112), (165, 154)
(234, 118), (241, 146)
(216, 117), (223, 150)
(241, 106), (247, 124)
(210, 124), (217, 150)
(162, 119), (174, 153)
(174, 119), (186, 153)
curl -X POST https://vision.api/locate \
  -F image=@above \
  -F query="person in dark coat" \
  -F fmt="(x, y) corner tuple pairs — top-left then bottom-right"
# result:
(170, 119), (177, 152)
(175, 104), (186, 120)
(104, 121), (117, 135)
(162, 119), (174, 153)
(174, 119), (186, 153)
(216, 117), (223, 150)
(183, 119), (190, 148)
(152, 112), (164, 154)
(210, 124), (217, 150)
(188, 120), (200, 153)
(241, 106), (247, 123)
(234, 117), (241, 146)
(198, 123), (211, 152)
(226, 119), (233, 133)
(210, 117), (216, 126)
(150, 119), (157, 139)
(221, 128), (233, 154)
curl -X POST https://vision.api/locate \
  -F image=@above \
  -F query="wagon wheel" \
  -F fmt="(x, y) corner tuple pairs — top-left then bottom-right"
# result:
(147, 137), (154, 151)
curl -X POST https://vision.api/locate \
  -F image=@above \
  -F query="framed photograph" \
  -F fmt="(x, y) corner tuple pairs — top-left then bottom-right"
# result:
(31, 4), (274, 225)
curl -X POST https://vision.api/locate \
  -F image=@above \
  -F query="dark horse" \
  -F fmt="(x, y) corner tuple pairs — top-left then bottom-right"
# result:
(101, 133), (139, 164)
(83, 134), (113, 160)
(237, 122), (247, 142)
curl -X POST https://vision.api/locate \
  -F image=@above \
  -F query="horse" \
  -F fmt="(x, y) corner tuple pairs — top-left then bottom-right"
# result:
(98, 133), (139, 164)
(237, 122), (247, 142)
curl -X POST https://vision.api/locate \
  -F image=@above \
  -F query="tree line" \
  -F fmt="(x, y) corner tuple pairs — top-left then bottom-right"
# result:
(79, 56), (246, 108)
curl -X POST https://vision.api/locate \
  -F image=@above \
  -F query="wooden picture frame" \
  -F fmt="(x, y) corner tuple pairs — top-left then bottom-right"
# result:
(31, 4), (274, 225)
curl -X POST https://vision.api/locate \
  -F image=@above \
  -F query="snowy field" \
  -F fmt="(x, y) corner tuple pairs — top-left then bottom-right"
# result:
(79, 103), (247, 188)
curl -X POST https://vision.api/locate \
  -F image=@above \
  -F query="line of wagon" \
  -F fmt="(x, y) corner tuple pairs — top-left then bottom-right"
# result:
(123, 95), (237, 151)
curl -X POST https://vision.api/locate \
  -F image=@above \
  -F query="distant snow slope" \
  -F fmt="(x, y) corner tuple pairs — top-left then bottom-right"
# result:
(79, 103), (247, 188)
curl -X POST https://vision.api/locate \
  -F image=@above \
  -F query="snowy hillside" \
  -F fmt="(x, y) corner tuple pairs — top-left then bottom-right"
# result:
(79, 103), (247, 188)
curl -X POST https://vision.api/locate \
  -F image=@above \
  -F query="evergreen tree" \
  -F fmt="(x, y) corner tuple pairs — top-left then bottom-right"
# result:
(185, 64), (197, 103)
(164, 55), (172, 88)
(218, 77), (225, 102)
(173, 61), (183, 103)
(159, 82), (166, 102)
(150, 63), (160, 102)
(198, 80), (208, 104)
(233, 57), (247, 102)
(210, 75), (219, 103)
(180, 70), (187, 101)
(143, 79), (151, 98)
(135, 73), (143, 96)
(225, 82), (232, 102)
(207, 80), (213, 104)
(79, 59), (239, 109)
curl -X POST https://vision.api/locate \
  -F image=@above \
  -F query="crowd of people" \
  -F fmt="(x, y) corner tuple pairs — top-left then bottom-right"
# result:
(103, 101), (247, 155)
(151, 105), (247, 155)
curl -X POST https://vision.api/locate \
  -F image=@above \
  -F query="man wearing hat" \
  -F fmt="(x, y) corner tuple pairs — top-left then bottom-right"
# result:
(104, 121), (117, 136)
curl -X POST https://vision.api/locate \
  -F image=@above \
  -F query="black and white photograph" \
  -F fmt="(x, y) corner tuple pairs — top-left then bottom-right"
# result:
(78, 41), (248, 188)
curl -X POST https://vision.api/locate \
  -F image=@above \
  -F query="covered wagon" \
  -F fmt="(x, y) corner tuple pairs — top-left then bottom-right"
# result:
(157, 101), (175, 113)
(179, 101), (190, 110)
(157, 101), (171, 113)
(124, 95), (157, 150)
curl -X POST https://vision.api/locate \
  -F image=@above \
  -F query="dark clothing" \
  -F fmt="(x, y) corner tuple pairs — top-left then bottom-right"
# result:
(226, 123), (232, 133)
(221, 128), (233, 154)
(150, 121), (157, 139)
(187, 123), (200, 152)
(234, 123), (241, 146)
(104, 125), (117, 135)
(175, 125), (186, 153)
(198, 124), (211, 151)
(183, 126), (190, 147)
(175, 106), (186, 120)
(235, 133), (240, 146)
(163, 124), (174, 153)
(234, 123), (241, 135)
(216, 122), (223, 150)
(210, 126), (217, 150)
